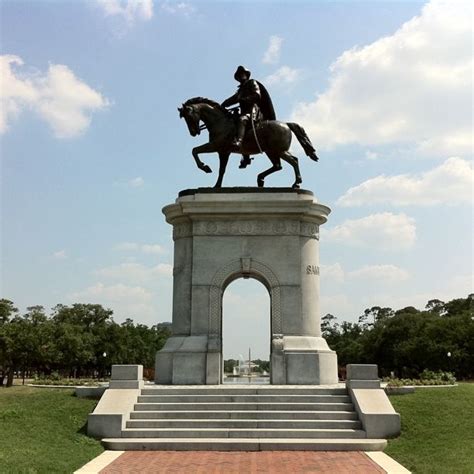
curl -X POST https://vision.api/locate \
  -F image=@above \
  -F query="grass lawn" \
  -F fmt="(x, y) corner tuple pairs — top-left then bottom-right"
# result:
(1, 384), (472, 473)
(0, 386), (103, 473)
(386, 383), (474, 474)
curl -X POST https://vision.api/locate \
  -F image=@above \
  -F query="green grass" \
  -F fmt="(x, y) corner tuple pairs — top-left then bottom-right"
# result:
(0, 386), (104, 473)
(1, 384), (473, 473)
(386, 383), (474, 473)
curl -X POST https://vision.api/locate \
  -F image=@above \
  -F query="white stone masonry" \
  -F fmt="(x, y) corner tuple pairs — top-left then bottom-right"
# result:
(155, 188), (338, 385)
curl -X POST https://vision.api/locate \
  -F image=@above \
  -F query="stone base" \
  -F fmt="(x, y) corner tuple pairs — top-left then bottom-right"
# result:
(156, 189), (337, 386)
(271, 336), (338, 385)
(88, 365), (144, 438)
(155, 336), (211, 385)
(345, 364), (401, 438)
(155, 335), (338, 385)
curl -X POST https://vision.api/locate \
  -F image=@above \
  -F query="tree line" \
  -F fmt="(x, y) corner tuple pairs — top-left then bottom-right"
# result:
(1, 294), (472, 386)
(322, 294), (474, 379)
(0, 300), (171, 387)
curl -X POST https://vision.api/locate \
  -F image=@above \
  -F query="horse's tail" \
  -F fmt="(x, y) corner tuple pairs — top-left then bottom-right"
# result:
(287, 122), (319, 162)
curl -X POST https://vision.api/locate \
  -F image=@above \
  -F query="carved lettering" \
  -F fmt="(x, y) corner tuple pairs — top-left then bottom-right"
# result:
(306, 265), (320, 275)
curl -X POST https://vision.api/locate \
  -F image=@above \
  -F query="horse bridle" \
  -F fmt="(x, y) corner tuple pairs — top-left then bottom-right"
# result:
(198, 105), (239, 132)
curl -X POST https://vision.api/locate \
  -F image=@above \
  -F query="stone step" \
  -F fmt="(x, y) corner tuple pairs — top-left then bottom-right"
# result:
(137, 394), (351, 404)
(102, 438), (387, 451)
(121, 428), (367, 439)
(130, 410), (359, 420)
(141, 387), (347, 396)
(126, 419), (362, 430)
(134, 402), (354, 412)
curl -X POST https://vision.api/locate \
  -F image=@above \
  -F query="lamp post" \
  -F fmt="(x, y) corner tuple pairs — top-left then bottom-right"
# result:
(102, 352), (107, 378)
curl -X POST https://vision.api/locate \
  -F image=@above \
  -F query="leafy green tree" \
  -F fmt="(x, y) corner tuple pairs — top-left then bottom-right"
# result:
(0, 299), (19, 386)
(224, 359), (238, 373)
(321, 313), (339, 340)
(252, 359), (270, 373)
(425, 299), (446, 315)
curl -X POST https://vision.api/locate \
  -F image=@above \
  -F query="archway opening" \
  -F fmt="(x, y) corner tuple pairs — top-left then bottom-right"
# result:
(222, 277), (271, 384)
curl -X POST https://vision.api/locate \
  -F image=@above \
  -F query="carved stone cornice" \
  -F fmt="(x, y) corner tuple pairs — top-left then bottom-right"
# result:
(172, 219), (319, 240)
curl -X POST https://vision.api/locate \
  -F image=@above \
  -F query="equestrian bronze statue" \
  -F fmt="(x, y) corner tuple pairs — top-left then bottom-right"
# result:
(178, 65), (319, 189)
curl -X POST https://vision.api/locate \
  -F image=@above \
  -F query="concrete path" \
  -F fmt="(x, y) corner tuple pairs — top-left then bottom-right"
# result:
(76, 450), (410, 473)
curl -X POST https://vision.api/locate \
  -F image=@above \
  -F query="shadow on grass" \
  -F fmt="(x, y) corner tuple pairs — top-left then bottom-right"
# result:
(78, 420), (89, 436)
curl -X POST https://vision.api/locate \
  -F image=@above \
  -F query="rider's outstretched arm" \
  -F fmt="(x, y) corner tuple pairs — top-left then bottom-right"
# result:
(221, 93), (238, 108)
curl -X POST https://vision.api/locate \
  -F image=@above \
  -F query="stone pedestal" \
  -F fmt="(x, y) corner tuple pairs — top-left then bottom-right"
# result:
(155, 188), (338, 385)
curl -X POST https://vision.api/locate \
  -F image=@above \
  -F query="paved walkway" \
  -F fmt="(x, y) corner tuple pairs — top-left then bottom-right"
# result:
(76, 450), (411, 473)
(98, 451), (386, 473)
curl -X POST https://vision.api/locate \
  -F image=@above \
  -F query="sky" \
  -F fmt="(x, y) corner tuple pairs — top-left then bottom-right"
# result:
(1, 0), (472, 360)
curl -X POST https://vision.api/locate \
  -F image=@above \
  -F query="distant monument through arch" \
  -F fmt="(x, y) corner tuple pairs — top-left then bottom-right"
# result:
(221, 277), (271, 379)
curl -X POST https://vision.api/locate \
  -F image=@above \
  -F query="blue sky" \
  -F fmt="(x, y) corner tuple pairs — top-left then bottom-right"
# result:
(1, 0), (472, 359)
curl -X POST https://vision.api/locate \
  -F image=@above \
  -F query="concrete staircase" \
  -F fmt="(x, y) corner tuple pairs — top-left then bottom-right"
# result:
(102, 386), (387, 451)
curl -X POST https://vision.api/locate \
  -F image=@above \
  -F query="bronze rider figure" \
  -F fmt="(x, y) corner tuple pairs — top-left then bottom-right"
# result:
(221, 66), (276, 168)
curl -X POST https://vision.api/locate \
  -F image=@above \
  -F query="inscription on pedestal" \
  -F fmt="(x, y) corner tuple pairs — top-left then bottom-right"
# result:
(173, 220), (319, 240)
(306, 265), (320, 275)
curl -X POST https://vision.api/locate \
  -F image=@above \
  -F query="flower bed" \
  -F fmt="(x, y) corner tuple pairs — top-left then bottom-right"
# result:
(384, 370), (456, 387)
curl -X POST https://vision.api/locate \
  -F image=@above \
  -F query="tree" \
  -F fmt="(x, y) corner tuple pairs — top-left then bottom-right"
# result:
(425, 299), (446, 315)
(321, 313), (339, 340)
(0, 299), (19, 386)
(224, 359), (238, 373)
(52, 304), (115, 376)
(0, 299), (18, 323)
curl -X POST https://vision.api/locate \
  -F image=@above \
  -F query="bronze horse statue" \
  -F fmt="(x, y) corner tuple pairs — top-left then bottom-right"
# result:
(178, 97), (319, 188)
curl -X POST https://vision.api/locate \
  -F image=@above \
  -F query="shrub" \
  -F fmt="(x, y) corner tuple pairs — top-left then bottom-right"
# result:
(384, 370), (456, 387)
(32, 376), (108, 386)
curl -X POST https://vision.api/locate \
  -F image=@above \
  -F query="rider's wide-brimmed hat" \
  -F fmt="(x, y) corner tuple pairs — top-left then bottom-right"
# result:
(234, 65), (251, 81)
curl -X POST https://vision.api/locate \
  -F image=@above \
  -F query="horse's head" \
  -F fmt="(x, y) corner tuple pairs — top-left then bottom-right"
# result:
(178, 103), (201, 137)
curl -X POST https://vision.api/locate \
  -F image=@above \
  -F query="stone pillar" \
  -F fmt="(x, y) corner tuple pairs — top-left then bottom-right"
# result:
(155, 188), (338, 385)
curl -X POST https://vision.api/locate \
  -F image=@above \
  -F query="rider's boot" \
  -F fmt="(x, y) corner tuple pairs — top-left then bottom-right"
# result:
(239, 155), (252, 169)
(232, 121), (246, 148)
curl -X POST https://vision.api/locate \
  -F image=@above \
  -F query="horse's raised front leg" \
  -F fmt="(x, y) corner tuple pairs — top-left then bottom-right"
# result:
(214, 152), (230, 188)
(257, 154), (282, 187)
(281, 151), (302, 189)
(192, 142), (217, 174)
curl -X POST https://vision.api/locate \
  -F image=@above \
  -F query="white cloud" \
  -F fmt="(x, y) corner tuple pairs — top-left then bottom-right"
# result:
(320, 293), (352, 318)
(160, 1), (195, 17)
(141, 244), (165, 255)
(96, 0), (153, 23)
(320, 263), (345, 283)
(114, 177), (146, 188)
(321, 262), (409, 283)
(324, 212), (416, 250)
(448, 273), (474, 295)
(95, 262), (172, 283)
(114, 242), (139, 251)
(71, 281), (152, 301)
(263, 35), (283, 64)
(0, 55), (37, 133)
(291, 1), (473, 156)
(114, 242), (166, 254)
(128, 177), (144, 187)
(348, 264), (410, 282)
(52, 250), (68, 259)
(337, 157), (473, 207)
(264, 66), (301, 86)
(362, 273), (473, 314)
(365, 151), (378, 161)
(70, 282), (154, 318)
(0, 55), (109, 138)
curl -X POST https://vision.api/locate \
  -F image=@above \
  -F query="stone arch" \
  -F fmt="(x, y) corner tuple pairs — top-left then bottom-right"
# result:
(209, 258), (282, 337)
